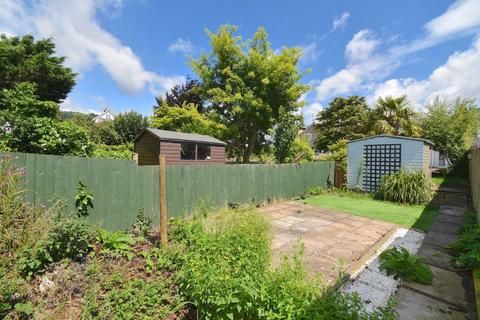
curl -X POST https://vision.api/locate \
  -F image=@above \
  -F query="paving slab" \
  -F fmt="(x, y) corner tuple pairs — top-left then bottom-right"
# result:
(440, 205), (467, 217)
(403, 265), (468, 309)
(430, 220), (462, 235)
(436, 214), (464, 225)
(259, 202), (397, 282)
(396, 287), (470, 320)
(424, 230), (459, 247)
(418, 243), (456, 271)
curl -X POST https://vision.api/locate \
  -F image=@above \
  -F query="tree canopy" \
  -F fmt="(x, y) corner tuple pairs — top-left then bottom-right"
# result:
(155, 77), (205, 112)
(0, 35), (76, 103)
(151, 102), (225, 137)
(113, 111), (149, 143)
(422, 97), (479, 165)
(315, 96), (369, 151)
(274, 107), (303, 163)
(370, 95), (421, 137)
(191, 25), (309, 162)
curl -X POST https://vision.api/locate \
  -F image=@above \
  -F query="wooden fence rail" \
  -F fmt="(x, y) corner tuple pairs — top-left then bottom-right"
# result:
(1, 152), (334, 231)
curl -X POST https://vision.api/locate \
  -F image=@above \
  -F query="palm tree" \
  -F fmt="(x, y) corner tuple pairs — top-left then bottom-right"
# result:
(371, 95), (421, 137)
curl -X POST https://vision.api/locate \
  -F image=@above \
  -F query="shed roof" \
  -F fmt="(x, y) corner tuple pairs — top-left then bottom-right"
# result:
(134, 128), (227, 146)
(347, 134), (434, 146)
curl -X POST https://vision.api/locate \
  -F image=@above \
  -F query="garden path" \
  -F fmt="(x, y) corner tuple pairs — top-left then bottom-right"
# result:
(259, 202), (397, 284)
(395, 186), (476, 319)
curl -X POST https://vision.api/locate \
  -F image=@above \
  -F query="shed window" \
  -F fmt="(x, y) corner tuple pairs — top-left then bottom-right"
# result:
(197, 144), (211, 160)
(181, 143), (196, 160)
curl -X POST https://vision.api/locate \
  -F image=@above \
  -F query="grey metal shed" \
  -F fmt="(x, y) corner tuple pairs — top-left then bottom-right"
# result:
(347, 135), (434, 192)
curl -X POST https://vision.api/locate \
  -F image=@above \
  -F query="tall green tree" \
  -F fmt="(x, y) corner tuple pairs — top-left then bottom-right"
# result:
(151, 102), (225, 137)
(155, 77), (205, 112)
(422, 97), (479, 165)
(0, 83), (91, 156)
(370, 95), (421, 136)
(191, 25), (309, 162)
(315, 96), (369, 151)
(113, 111), (149, 143)
(274, 107), (303, 163)
(0, 35), (76, 103)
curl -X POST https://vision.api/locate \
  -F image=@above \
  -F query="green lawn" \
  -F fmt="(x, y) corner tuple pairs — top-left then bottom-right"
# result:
(301, 192), (439, 232)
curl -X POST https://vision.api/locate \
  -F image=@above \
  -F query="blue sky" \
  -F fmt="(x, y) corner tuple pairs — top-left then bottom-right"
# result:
(1, 0), (480, 123)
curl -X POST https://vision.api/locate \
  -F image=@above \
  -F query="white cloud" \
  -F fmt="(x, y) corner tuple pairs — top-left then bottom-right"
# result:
(332, 12), (350, 31)
(314, 30), (398, 101)
(425, 0), (480, 41)
(311, 0), (480, 105)
(61, 97), (101, 114)
(300, 42), (322, 63)
(345, 29), (380, 63)
(168, 38), (194, 54)
(0, 0), (184, 96)
(373, 36), (480, 107)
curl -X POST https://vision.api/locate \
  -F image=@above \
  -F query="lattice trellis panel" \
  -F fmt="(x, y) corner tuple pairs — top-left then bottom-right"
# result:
(363, 144), (401, 192)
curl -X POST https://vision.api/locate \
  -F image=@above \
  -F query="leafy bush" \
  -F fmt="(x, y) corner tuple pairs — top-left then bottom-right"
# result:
(84, 276), (183, 319)
(285, 138), (314, 163)
(91, 143), (134, 160)
(17, 217), (94, 278)
(173, 209), (271, 319)
(379, 247), (432, 284)
(376, 170), (434, 204)
(97, 229), (135, 259)
(449, 209), (480, 269)
(132, 208), (152, 238)
(75, 181), (94, 217)
(301, 185), (326, 198)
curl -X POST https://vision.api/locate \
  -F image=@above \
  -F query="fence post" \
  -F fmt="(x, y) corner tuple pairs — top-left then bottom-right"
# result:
(159, 155), (168, 246)
(334, 160), (345, 188)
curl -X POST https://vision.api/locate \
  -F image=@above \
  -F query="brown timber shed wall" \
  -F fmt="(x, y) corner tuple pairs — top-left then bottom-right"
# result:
(135, 133), (160, 165)
(134, 129), (226, 165)
(160, 141), (225, 165)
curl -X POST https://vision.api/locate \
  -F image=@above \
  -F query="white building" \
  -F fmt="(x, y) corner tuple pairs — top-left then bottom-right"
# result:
(347, 135), (434, 192)
(93, 108), (115, 123)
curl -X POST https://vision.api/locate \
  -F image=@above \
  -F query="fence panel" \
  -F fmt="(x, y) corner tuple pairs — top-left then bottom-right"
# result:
(1, 152), (334, 230)
(471, 148), (480, 218)
(166, 161), (334, 217)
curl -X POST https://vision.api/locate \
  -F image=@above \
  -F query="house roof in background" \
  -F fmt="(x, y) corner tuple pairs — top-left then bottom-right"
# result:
(347, 134), (434, 146)
(134, 128), (227, 146)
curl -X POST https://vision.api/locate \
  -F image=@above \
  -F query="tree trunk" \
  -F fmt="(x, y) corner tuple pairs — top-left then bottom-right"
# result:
(242, 126), (258, 163)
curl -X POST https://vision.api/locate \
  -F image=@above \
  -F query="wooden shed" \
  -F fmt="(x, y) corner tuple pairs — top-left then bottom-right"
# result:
(133, 128), (227, 165)
(347, 135), (434, 192)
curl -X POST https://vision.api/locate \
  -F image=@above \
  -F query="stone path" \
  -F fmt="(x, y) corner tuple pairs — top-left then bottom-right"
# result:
(395, 188), (477, 319)
(259, 201), (397, 284)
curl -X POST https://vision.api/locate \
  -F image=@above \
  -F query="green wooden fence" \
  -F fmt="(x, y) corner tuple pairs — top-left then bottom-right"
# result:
(1, 152), (334, 230)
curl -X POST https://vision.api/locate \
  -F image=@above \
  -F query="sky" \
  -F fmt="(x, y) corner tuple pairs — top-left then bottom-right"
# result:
(1, 0), (480, 124)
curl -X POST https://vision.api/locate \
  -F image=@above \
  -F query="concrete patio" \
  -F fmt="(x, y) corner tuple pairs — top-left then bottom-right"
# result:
(259, 201), (398, 284)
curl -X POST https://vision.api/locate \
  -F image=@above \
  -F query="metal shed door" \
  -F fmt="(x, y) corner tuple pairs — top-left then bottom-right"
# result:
(363, 144), (401, 192)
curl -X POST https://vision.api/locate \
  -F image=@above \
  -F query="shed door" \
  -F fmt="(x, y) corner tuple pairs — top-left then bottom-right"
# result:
(363, 144), (401, 192)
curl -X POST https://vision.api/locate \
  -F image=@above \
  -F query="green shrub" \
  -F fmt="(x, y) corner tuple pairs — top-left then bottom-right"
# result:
(132, 208), (152, 238)
(97, 229), (135, 260)
(301, 185), (326, 198)
(376, 170), (434, 204)
(84, 276), (183, 319)
(285, 138), (314, 163)
(449, 209), (480, 269)
(17, 217), (94, 278)
(379, 247), (432, 284)
(173, 209), (271, 319)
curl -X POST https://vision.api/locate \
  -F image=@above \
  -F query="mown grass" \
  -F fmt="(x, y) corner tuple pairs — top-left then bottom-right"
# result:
(301, 191), (439, 232)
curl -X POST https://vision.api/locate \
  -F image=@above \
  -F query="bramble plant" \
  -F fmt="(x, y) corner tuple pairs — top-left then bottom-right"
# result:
(75, 181), (94, 217)
(379, 247), (433, 284)
(132, 208), (152, 238)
